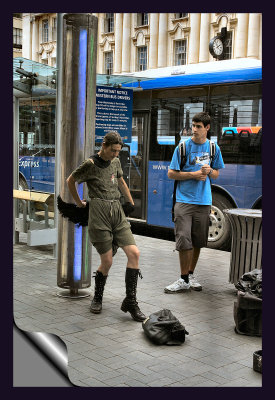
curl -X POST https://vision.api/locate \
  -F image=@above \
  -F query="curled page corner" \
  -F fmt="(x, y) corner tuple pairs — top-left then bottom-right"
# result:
(14, 322), (72, 384)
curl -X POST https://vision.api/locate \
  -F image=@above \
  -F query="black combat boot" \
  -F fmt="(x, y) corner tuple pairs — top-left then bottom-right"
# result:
(90, 271), (108, 314)
(121, 268), (146, 322)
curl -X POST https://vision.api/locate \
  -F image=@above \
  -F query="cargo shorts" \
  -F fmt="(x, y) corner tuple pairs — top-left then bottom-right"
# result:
(174, 202), (211, 251)
(88, 198), (136, 255)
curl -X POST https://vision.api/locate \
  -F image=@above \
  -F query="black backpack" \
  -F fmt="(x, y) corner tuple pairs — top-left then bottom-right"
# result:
(171, 139), (216, 222)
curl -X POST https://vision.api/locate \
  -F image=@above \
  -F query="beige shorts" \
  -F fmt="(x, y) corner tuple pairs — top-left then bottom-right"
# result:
(88, 199), (136, 255)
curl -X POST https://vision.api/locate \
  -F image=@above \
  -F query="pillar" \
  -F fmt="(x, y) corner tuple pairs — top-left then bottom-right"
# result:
(31, 18), (39, 62)
(149, 13), (159, 69)
(158, 13), (168, 68)
(121, 13), (131, 73)
(114, 13), (123, 73)
(56, 14), (97, 298)
(235, 13), (249, 58)
(247, 13), (261, 58)
(22, 13), (32, 59)
(188, 13), (201, 64)
(199, 13), (210, 63)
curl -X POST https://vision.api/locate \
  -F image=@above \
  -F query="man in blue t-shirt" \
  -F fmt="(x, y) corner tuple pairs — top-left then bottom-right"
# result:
(164, 112), (225, 293)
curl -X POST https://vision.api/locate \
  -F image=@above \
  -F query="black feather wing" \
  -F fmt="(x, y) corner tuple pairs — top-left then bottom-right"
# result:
(57, 195), (89, 226)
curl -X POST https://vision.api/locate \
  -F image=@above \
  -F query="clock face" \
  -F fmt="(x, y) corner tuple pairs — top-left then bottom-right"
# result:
(209, 36), (224, 58)
(213, 38), (223, 55)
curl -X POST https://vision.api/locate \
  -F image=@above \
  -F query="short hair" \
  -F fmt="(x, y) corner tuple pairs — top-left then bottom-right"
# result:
(192, 112), (211, 127)
(103, 131), (123, 147)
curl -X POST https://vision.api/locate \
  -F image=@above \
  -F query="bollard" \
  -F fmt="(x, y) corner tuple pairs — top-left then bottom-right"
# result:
(56, 14), (98, 298)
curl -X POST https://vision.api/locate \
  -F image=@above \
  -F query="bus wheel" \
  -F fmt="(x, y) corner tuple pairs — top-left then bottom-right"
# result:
(19, 177), (28, 191)
(207, 192), (233, 251)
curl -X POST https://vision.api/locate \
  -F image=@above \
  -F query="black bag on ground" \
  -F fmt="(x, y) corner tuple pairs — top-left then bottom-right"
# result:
(235, 268), (262, 298)
(234, 291), (262, 336)
(234, 269), (262, 337)
(142, 309), (189, 345)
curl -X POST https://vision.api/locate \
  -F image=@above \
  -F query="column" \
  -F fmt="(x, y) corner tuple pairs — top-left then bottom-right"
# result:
(121, 13), (131, 73)
(188, 13), (201, 64)
(235, 13), (249, 58)
(22, 13), (32, 59)
(149, 13), (159, 69)
(199, 13), (210, 63)
(158, 13), (168, 68)
(31, 18), (39, 62)
(247, 13), (261, 58)
(114, 13), (123, 73)
(56, 14), (97, 297)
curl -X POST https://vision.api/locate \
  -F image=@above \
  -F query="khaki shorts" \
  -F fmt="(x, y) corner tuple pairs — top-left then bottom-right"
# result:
(174, 202), (211, 251)
(88, 199), (136, 255)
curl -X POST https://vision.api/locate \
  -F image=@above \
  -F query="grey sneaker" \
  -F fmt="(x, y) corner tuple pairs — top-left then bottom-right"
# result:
(189, 274), (202, 291)
(164, 278), (190, 293)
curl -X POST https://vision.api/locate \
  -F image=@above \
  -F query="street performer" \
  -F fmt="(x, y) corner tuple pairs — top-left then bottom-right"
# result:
(66, 131), (146, 322)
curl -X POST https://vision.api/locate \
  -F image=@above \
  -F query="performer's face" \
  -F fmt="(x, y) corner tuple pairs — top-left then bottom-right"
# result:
(102, 143), (122, 160)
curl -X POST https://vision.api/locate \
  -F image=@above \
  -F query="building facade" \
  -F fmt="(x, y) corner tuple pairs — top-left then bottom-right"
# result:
(13, 13), (23, 58)
(21, 13), (262, 72)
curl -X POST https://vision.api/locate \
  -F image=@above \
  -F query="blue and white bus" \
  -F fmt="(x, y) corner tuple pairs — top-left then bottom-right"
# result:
(18, 59), (262, 250)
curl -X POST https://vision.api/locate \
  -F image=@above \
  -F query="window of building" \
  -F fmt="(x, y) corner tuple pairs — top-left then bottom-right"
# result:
(13, 28), (22, 48)
(104, 51), (113, 75)
(42, 19), (49, 43)
(137, 46), (147, 71)
(174, 40), (187, 65)
(104, 13), (114, 33)
(223, 31), (233, 60)
(174, 13), (188, 19)
(137, 13), (148, 26)
(52, 17), (57, 41)
(13, 13), (22, 18)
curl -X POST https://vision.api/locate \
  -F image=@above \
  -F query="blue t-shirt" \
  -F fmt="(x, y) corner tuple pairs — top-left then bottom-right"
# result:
(169, 138), (225, 205)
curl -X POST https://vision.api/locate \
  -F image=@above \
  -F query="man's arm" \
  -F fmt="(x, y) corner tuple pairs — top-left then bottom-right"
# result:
(168, 168), (207, 181)
(118, 177), (134, 205)
(66, 174), (86, 208)
(201, 164), (220, 179)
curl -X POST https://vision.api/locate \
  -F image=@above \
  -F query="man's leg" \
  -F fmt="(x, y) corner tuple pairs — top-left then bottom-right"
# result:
(179, 248), (195, 275)
(188, 247), (201, 274)
(164, 203), (193, 293)
(187, 247), (202, 291)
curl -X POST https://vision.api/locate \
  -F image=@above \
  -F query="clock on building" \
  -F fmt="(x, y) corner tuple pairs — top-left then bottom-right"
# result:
(209, 36), (224, 59)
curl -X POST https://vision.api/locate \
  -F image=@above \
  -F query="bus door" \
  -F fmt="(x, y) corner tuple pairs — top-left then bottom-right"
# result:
(125, 112), (149, 220)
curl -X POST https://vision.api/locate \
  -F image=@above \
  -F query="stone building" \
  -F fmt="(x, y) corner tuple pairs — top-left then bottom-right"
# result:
(13, 13), (23, 58)
(21, 13), (262, 72)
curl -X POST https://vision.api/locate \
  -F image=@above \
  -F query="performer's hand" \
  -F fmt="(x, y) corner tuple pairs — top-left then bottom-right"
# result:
(122, 202), (135, 216)
(77, 200), (87, 208)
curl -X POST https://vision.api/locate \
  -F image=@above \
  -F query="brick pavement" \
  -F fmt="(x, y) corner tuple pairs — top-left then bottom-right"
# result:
(13, 233), (262, 387)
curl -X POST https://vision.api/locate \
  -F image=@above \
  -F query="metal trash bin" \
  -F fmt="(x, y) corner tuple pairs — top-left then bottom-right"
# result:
(224, 209), (262, 284)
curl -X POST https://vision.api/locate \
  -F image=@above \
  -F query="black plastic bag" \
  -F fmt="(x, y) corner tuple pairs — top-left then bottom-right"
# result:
(235, 268), (262, 298)
(142, 309), (189, 345)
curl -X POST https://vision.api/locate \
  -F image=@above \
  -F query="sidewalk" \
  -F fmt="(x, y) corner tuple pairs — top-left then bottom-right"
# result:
(13, 233), (262, 387)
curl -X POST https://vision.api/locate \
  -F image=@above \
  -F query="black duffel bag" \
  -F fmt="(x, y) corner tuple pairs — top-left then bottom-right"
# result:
(142, 309), (189, 345)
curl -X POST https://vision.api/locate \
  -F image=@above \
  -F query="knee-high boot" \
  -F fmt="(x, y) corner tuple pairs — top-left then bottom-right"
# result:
(121, 268), (146, 322)
(90, 271), (108, 314)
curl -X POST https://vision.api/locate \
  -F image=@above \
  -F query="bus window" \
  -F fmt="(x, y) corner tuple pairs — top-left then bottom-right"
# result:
(149, 88), (207, 161)
(210, 83), (262, 165)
